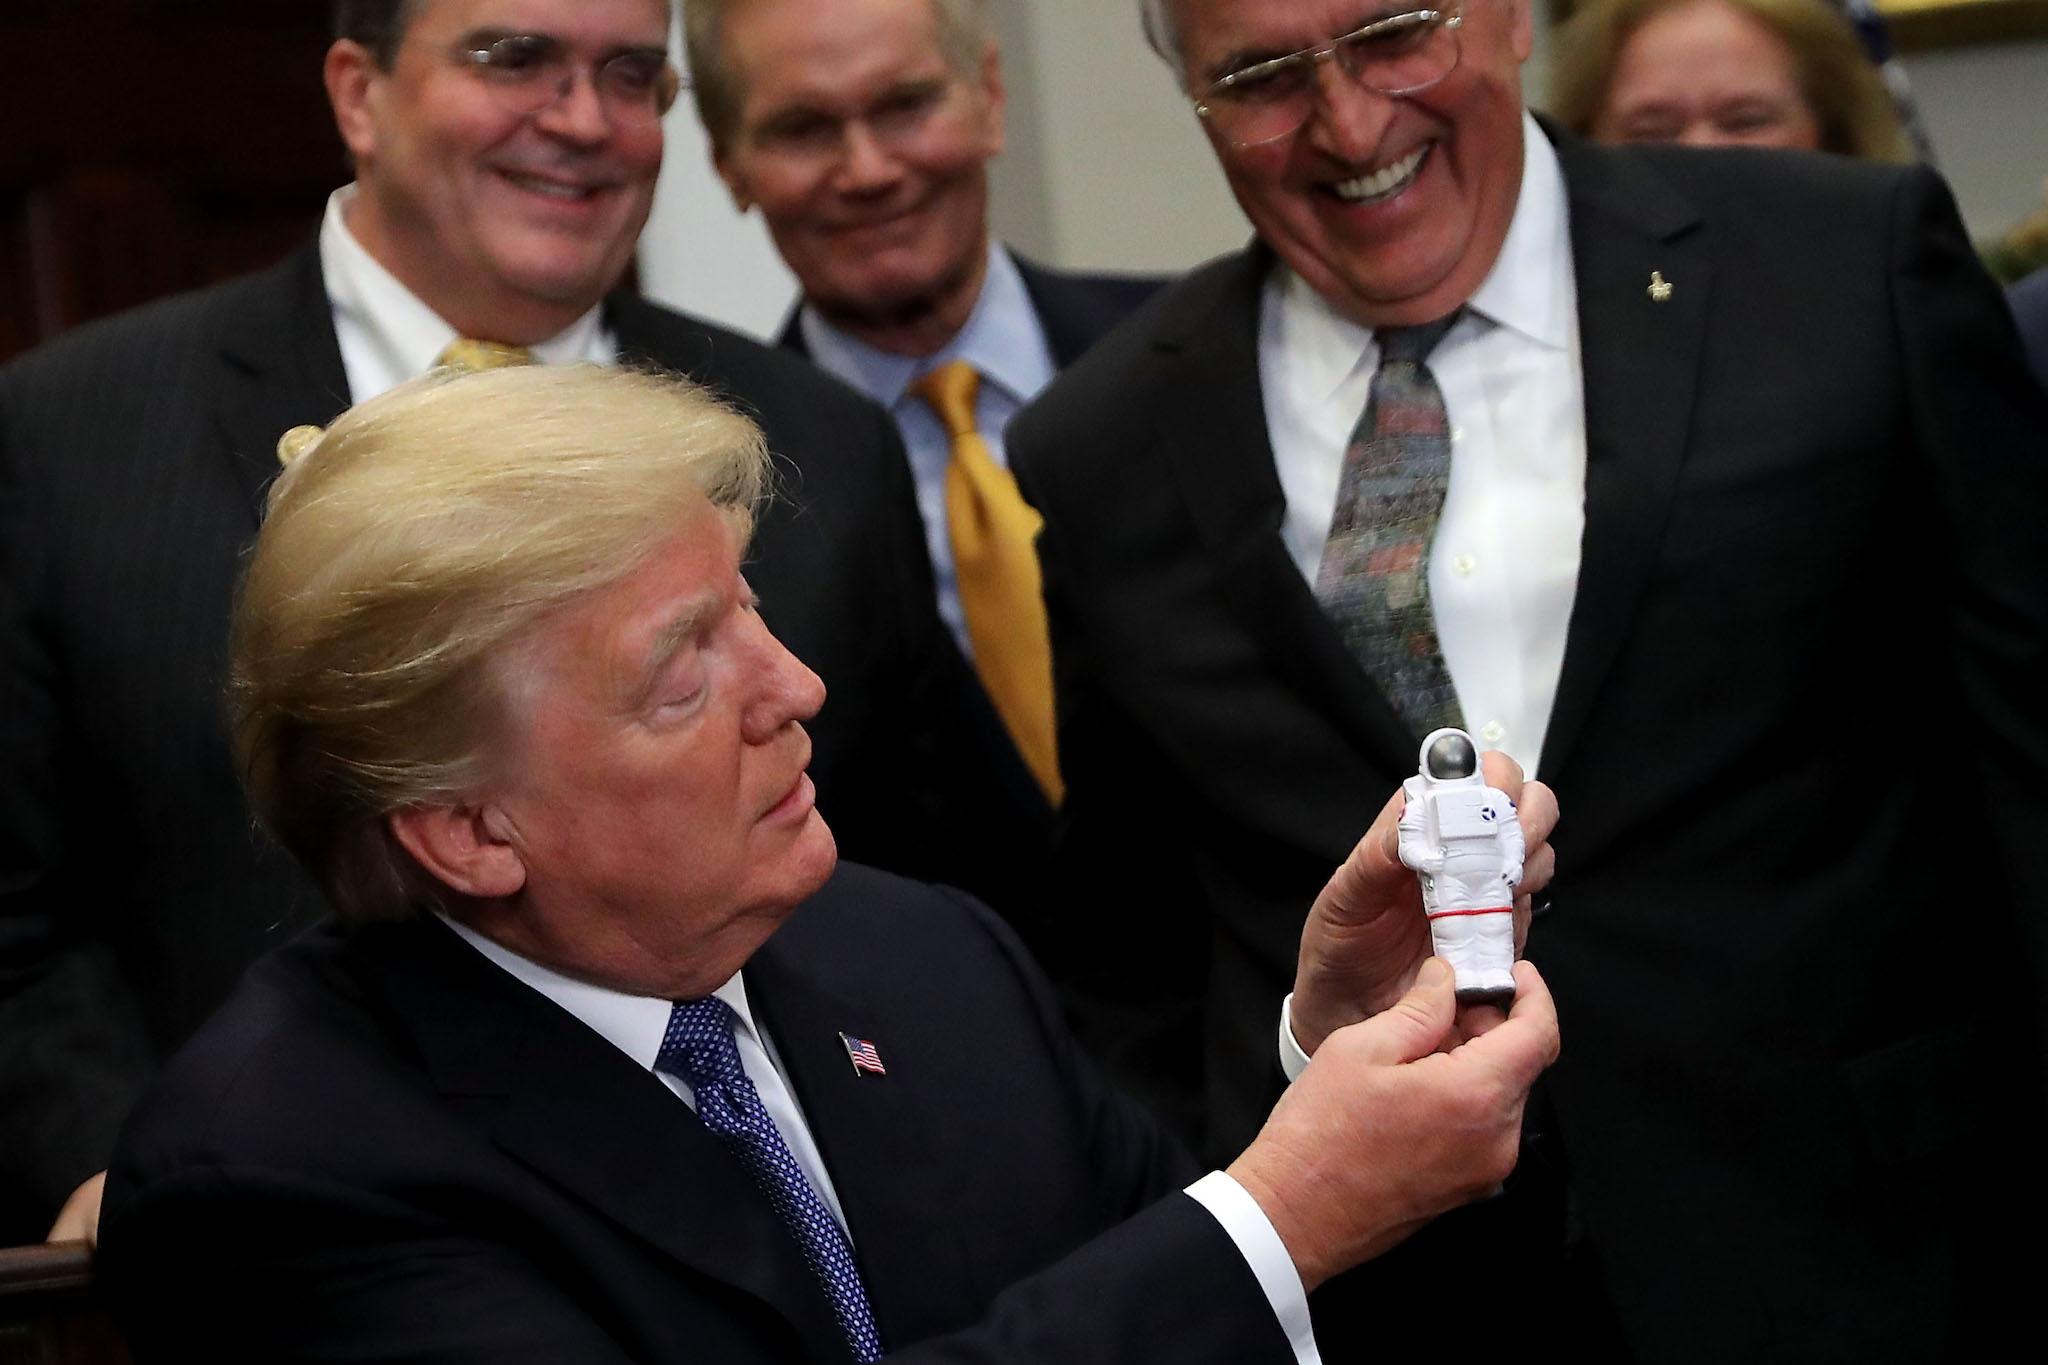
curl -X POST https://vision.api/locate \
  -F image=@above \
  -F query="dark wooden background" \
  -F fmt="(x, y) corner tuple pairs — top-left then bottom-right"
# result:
(2, 2), (344, 363)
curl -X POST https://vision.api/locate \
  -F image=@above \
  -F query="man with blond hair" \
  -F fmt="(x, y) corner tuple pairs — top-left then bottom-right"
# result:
(98, 364), (1560, 1364)
(0, 0), (972, 1245)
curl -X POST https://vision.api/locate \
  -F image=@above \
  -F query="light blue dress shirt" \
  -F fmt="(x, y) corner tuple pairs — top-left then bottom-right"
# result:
(799, 243), (1058, 660)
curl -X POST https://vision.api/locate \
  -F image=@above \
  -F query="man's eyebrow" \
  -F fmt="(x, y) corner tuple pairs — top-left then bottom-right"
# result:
(1203, 9), (1417, 81)
(453, 28), (666, 61)
(628, 596), (718, 708)
(456, 26), (545, 48)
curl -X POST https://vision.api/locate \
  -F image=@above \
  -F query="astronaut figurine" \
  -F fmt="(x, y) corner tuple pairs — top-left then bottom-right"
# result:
(1398, 727), (1523, 1005)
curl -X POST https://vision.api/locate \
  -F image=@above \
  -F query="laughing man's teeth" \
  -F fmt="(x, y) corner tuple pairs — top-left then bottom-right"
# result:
(505, 173), (588, 200)
(1332, 146), (1429, 203)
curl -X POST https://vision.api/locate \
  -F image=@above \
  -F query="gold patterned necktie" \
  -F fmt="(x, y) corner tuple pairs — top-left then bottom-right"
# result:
(910, 361), (1064, 806)
(433, 339), (538, 372)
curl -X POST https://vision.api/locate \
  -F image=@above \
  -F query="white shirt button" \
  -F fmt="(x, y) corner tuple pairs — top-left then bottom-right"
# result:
(1451, 425), (1466, 443)
(1480, 720), (1506, 744)
(1453, 554), (1477, 576)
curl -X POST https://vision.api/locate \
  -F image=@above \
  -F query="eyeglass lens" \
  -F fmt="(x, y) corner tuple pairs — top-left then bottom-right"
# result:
(463, 35), (678, 123)
(1199, 10), (1461, 146)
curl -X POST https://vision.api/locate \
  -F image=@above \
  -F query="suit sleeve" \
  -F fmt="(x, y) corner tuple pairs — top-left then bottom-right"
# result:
(103, 1168), (1290, 1365)
(0, 371), (159, 1230)
(103, 1168), (639, 1365)
(1891, 166), (2048, 1050)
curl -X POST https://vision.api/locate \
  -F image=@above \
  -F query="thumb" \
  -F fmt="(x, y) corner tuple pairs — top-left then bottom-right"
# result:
(1343, 958), (1456, 1066)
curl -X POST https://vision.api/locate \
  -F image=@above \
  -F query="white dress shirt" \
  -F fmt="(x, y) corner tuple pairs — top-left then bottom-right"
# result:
(1260, 112), (1586, 776)
(799, 242), (1058, 660)
(318, 185), (614, 403)
(440, 916), (1320, 1363)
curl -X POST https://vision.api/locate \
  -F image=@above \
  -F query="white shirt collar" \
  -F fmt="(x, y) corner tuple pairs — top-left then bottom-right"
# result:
(1466, 112), (1572, 351)
(1267, 109), (1574, 403)
(438, 912), (766, 1072)
(797, 240), (1056, 407)
(318, 185), (610, 400)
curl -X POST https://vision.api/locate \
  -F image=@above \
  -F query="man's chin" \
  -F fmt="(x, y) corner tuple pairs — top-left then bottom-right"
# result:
(808, 278), (950, 335)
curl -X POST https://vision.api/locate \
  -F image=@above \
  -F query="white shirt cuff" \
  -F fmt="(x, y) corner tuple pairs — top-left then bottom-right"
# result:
(1184, 1171), (1322, 1365)
(1278, 993), (1313, 1082)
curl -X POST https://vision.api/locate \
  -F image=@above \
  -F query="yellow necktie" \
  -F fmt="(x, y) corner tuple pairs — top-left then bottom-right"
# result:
(434, 339), (538, 372)
(911, 361), (1064, 806)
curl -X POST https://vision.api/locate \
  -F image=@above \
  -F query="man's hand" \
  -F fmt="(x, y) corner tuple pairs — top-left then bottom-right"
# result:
(47, 1170), (105, 1247)
(1290, 753), (1557, 1055)
(1229, 957), (1559, 1290)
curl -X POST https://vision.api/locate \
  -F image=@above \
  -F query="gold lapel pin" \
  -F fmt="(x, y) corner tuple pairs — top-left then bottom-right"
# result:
(1647, 271), (1674, 303)
(276, 424), (326, 467)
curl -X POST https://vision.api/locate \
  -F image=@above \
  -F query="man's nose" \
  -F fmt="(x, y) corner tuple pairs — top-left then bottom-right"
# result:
(740, 615), (826, 744)
(835, 120), (904, 193)
(533, 69), (612, 146)
(1304, 58), (1397, 162)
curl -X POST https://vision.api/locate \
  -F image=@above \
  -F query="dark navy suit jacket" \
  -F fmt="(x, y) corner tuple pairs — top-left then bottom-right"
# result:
(99, 865), (1297, 1365)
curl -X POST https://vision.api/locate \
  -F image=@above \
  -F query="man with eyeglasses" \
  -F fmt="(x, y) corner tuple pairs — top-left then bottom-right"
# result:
(0, 0), (974, 1249)
(1007, 0), (2048, 1358)
(679, 0), (1165, 920)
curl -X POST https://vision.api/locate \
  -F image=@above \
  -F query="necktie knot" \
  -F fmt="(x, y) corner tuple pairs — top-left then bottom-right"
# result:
(658, 996), (746, 1089)
(1376, 310), (1461, 368)
(910, 359), (981, 441)
(907, 358), (1064, 806)
(434, 338), (538, 372)
(654, 993), (884, 1362)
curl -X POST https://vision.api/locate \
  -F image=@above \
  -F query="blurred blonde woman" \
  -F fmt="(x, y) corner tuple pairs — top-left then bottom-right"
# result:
(1549, 0), (1910, 160)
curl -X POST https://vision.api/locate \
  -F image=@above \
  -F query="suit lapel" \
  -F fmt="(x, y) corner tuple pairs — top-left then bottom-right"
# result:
(1154, 247), (1420, 777)
(361, 918), (856, 1364)
(210, 245), (352, 528)
(1543, 133), (1711, 779)
(1017, 255), (1110, 368)
(742, 936), (974, 1346)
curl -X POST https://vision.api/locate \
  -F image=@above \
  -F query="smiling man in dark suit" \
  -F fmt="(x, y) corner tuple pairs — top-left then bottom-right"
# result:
(1007, 0), (2048, 1359)
(0, 0), (971, 1246)
(98, 364), (1560, 1363)
(682, 0), (1164, 912)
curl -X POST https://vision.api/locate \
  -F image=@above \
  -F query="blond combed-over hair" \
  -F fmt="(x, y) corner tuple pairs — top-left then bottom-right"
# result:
(1547, 0), (1911, 163)
(231, 364), (771, 923)
(683, 0), (993, 148)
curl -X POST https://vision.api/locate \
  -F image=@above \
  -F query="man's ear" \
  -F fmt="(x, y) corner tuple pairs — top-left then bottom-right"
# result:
(387, 802), (529, 901)
(978, 41), (1006, 158)
(325, 39), (383, 165)
(714, 142), (754, 213)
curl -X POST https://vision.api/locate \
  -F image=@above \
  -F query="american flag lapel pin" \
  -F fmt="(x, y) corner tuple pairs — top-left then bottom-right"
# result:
(839, 1032), (887, 1077)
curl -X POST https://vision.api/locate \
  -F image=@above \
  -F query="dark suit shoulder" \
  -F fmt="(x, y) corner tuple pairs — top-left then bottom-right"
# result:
(1010, 248), (1260, 482)
(1559, 135), (1924, 249)
(769, 863), (1042, 1003)
(108, 927), (422, 1177)
(609, 294), (886, 429)
(2007, 266), (2048, 387)
(2, 251), (311, 402)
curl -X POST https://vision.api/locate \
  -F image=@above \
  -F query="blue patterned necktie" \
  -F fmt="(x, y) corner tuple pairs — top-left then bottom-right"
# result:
(1314, 312), (1467, 738)
(658, 997), (884, 1363)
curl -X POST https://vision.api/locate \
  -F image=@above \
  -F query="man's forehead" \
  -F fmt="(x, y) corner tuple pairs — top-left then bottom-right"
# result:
(406, 0), (671, 44)
(1175, 0), (1438, 55)
(727, 0), (954, 98)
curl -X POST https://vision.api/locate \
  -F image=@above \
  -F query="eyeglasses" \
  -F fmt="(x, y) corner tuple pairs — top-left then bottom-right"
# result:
(742, 78), (960, 169)
(456, 34), (680, 127)
(1193, 9), (1464, 148)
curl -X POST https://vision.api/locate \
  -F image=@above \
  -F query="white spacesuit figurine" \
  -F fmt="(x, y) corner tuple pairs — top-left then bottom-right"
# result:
(1399, 727), (1524, 1005)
